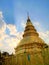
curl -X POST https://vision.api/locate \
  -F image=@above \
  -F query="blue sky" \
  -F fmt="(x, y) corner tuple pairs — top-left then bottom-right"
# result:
(0, 0), (49, 31)
(0, 0), (49, 53)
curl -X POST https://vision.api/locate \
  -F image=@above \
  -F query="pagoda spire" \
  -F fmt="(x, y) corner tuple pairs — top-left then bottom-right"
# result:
(23, 16), (39, 37)
(27, 12), (31, 22)
(27, 12), (30, 19)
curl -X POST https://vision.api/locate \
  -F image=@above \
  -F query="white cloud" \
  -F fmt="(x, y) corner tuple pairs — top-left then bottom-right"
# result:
(0, 11), (3, 18)
(33, 22), (40, 26)
(33, 21), (43, 32)
(21, 19), (26, 28)
(39, 31), (49, 44)
(0, 11), (23, 54)
(0, 11), (6, 34)
(0, 25), (23, 54)
(7, 24), (23, 39)
(46, 31), (49, 35)
(21, 21), (26, 29)
(7, 24), (17, 35)
(0, 43), (3, 47)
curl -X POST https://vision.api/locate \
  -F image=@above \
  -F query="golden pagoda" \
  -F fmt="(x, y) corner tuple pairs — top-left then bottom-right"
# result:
(15, 16), (49, 65)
